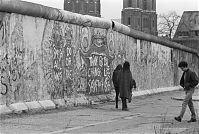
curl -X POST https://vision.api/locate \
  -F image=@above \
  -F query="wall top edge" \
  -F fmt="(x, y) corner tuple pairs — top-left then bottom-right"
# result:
(0, 0), (112, 29)
(112, 21), (199, 57)
(0, 0), (198, 57)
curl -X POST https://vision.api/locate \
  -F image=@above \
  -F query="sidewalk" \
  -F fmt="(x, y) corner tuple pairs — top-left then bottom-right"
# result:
(1, 86), (198, 116)
(0, 89), (199, 134)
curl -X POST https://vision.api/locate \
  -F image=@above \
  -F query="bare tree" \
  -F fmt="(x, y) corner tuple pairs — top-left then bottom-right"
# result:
(158, 11), (181, 39)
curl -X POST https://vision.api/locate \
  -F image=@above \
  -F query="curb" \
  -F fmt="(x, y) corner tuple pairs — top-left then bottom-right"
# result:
(131, 86), (182, 98)
(25, 101), (43, 111)
(0, 86), (183, 115)
(38, 100), (56, 110)
(74, 97), (90, 106)
(52, 99), (67, 108)
(0, 105), (13, 115)
(171, 97), (199, 102)
(9, 102), (29, 113)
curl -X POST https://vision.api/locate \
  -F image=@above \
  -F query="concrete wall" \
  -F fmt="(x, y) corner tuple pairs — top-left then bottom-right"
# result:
(0, 0), (198, 105)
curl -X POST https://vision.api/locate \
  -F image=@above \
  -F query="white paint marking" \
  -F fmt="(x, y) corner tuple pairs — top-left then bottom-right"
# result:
(46, 113), (142, 134)
(45, 120), (116, 134)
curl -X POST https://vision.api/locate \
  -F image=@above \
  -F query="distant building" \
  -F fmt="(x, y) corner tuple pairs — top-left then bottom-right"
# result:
(173, 11), (199, 52)
(64, 0), (101, 17)
(122, 0), (157, 35)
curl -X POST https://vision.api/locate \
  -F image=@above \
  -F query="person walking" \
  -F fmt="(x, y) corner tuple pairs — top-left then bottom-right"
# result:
(174, 61), (199, 122)
(118, 61), (136, 111)
(112, 64), (123, 108)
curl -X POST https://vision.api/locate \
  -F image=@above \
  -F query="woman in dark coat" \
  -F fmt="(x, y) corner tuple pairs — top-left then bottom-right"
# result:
(112, 64), (122, 108)
(119, 61), (136, 111)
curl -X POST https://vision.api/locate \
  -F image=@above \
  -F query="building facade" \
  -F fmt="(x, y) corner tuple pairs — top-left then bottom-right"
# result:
(64, 0), (101, 17)
(122, 0), (157, 35)
(173, 11), (199, 52)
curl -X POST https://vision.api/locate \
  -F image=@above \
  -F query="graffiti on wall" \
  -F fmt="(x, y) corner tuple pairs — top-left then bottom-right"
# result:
(41, 20), (54, 100)
(0, 14), (26, 104)
(48, 22), (75, 98)
(0, 14), (9, 98)
(51, 22), (64, 98)
(80, 28), (113, 95)
(63, 24), (74, 95)
(112, 32), (126, 67)
(76, 27), (90, 93)
(0, 54), (9, 96)
(0, 12), (198, 105)
(87, 53), (111, 94)
(9, 14), (25, 102)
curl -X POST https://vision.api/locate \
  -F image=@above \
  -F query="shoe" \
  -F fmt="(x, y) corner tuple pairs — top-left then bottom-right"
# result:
(115, 105), (118, 109)
(174, 116), (181, 122)
(187, 118), (197, 123)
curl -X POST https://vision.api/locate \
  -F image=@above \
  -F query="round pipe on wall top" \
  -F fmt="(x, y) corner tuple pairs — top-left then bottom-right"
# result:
(0, 0), (112, 29)
(0, 0), (198, 58)
(112, 20), (199, 57)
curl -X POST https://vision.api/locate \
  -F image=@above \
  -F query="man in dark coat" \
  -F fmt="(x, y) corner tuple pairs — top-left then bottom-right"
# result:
(118, 61), (136, 111)
(112, 64), (122, 108)
(174, 61), (199, 123)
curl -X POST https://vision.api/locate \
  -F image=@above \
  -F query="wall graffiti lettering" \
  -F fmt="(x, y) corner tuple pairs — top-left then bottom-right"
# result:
(87, 53), (111, 94)
(50, 22), (65, 98)
(63, 24), (73, 94)
(80, 29), (112, 95)
(0, 15), (10, 96)
(48, 22), (74, 98)
(9, 15), (25, 102)
(0, 54), (9, 95)
(0, 12), (198, 105)
(1, 78), (8, 95)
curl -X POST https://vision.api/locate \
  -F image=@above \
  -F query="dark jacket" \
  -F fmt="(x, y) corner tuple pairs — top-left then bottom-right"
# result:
(112, 70), (121, 89)
(180, 69), (199, 91)
(118, 70), (136, 98)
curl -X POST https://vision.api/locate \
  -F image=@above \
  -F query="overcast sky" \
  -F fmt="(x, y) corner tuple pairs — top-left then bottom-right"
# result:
(22, 0), (199, 19)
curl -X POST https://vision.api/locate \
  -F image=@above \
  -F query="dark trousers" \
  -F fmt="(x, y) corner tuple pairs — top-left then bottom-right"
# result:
(121, 97), (127, 109)
(115, 87), (119, 107)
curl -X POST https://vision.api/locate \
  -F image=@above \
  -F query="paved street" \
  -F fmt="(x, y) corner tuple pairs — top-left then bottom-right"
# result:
(0, 90), (199, 134)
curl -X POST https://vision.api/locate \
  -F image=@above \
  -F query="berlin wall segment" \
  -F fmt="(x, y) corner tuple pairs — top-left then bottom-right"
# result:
(0, 0), (198, 108)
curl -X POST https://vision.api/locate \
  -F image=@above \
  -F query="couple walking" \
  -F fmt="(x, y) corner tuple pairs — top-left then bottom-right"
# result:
(112, 61), (136, 111)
